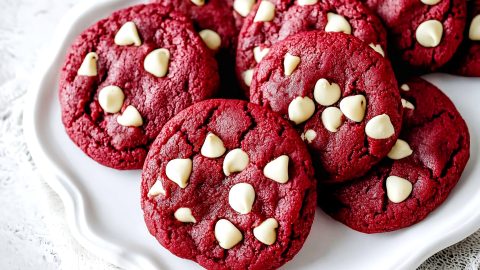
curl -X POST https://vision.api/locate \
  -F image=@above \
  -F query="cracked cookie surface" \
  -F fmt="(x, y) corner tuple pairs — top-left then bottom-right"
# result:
(319, 77), (470, 233)
(236, 0), (387, 95)
(141, 99), (316, 270)
(59, 4), (219, 170)
(366, 0), (467, 71)
(150, 0), (238, 53)
(149, 0), (242, 96)
(250, 31), (402, 183)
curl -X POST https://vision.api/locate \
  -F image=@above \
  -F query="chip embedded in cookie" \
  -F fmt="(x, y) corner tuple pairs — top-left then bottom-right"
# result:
(231, 0), (258, 30)
(141, 99), (316, 269)
(150, 0), (242, 97)
(250, 31), (403, 183)
(150, 0), (238, 53)
(236, 0), (388, 95)
(366, 0), (467, 71)
(447, 0), (480, 77)
(59, 4), (219, 170)
(319, 78), (470, 233)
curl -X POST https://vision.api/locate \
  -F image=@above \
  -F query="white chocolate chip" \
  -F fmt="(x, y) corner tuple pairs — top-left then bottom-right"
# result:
(201, 133), (226, 158)
(144, 48), (170, 78)
(325, 13), (352, 34)
(369, 43), (385, 57)
(283, 53), (301, 76)
(228, 183), (255, 214)
(199, 29), (222, 51)
(147, 180), (165, 198)
(223, 149), (249, 176)
(78, 52), (98, 76)
(386, 176), (413, 203)
(263, 155), (289, 184)
(388, 139), (413, 160)
(400, 84), (410, 91)
(297, 0), (318, 6)
(321, 107), (344, 132)
(313, 78), (341, 106)
(174, 208), (196, 223)
(401, 98), (415, 110)
(288, 96), (315, 124)
(253, 218), (278, 245)
(98, 86), (125, 114)
(243, 69), (254, 86)
(254, 1), (275, 22)
(165, 158), (193, 188)
(117, 105), (143, 127)
(114, 21), (142, 46)
(420, 0), (441, 5)
(469, 15), (480, 41)
(415, 20), (443, 48)
(365, 114), (395, 139)
(214, 219), (243, 249)
(303, 129), (317, 143)
(191, 0), (205, 6)
(253, 46), (270, 63)
(234, 0), (256, 17)
(339, 95), (367, 122)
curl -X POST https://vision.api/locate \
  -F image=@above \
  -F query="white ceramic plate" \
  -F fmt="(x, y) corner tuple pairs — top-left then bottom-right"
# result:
(24, 0), (480, 269)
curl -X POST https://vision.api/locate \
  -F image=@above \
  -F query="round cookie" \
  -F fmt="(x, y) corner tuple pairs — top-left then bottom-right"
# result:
(236, 0), (388, 95)
(150, 0), (241, 97)
(250, 31), (402, 183)
(319, 78), (470, 233)
(369, 0), (467, 71)
(447, 0), (480, 76)
(59, 4), (219, 170)
(141, 99), (316, 269)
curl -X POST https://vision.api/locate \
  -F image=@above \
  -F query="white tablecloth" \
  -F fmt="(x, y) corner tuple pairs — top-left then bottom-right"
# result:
(0, 0), (478, 269)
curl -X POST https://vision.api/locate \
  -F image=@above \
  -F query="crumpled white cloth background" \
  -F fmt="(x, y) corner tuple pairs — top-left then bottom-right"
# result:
(0, 0), (478, 269)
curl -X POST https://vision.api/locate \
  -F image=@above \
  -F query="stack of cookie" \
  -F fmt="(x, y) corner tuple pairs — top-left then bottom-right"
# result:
(59, 0), (474, 268)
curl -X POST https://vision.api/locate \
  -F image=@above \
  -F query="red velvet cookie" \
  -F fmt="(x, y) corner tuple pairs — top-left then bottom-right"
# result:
(141, 99), (316, 269)
(447, 0), (480, 77)
(59, 4), (219, 170)
(150, 0), (241, 97)
(250, 31), (402, 183)
(236, 0), (388, 95)
(319, 78), (470, 233)
(367, 0), (467, 72)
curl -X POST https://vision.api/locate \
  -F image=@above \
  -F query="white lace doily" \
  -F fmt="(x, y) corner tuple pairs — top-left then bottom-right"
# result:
(0, 0), (478, 269)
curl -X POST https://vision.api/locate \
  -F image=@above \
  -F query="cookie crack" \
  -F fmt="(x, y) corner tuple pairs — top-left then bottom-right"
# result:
(239, 104), (257, 145)
(439, 135), (464, 179)
(279, 188), (310, 260)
